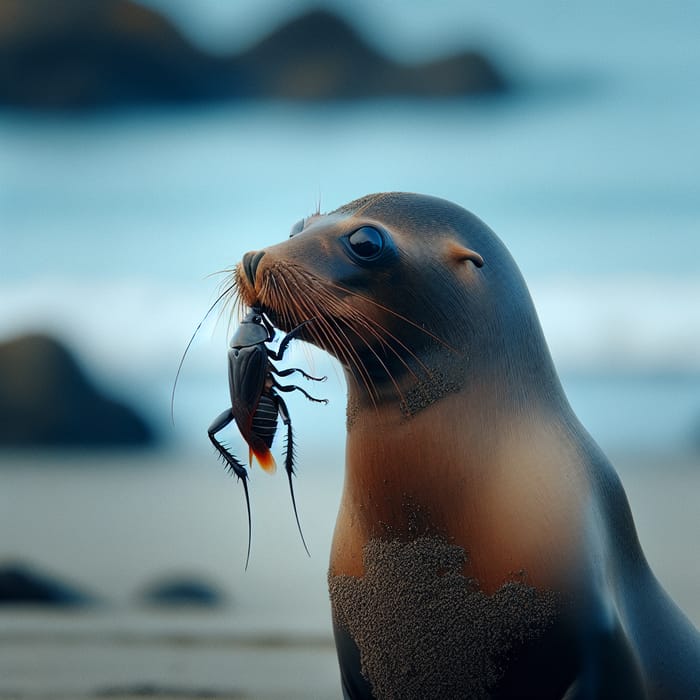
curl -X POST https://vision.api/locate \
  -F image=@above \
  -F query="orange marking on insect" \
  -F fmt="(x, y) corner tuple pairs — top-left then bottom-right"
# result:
(252, 446), (277, 473)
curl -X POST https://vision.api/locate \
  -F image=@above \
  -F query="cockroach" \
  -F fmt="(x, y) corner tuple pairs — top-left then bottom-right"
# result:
(208, 306), (327, 568)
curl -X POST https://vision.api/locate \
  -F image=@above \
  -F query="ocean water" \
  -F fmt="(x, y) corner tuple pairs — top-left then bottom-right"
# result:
(2, 89), (699, 455)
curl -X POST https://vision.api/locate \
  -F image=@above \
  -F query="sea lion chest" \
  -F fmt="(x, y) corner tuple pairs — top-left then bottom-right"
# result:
(327, 401), (577, 699)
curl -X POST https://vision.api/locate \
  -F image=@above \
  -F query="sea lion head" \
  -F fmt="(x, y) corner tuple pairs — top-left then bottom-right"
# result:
(234, 192), (558, 411)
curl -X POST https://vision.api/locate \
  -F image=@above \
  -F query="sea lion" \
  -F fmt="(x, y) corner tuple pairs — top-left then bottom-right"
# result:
(233, 192), (700, 699)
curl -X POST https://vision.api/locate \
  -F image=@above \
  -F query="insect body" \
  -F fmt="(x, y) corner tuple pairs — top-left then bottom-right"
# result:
(208, 307), (327, 568)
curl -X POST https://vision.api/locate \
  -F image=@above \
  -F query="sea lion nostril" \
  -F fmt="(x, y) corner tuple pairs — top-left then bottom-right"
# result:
(243, 250), (265, 285)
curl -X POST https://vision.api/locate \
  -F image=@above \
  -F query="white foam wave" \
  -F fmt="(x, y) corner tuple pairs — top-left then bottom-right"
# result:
(0, 277), (333, 382)
(1, 275), (699, 379)
(532, 277), (700, 373)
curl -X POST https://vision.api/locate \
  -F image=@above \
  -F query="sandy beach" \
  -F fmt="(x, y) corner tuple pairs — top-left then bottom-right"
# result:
(1, 449), (345, 700)
(1, 449), (698, 700)
(0, 612), (340, 699)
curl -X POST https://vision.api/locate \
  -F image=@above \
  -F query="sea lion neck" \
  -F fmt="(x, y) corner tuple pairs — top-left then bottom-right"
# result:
(341, 307), (569, 425)
(334, 382), (587, 589)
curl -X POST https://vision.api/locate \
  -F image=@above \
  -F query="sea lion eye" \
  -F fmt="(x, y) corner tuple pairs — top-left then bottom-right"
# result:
(346, 226), (384, 260)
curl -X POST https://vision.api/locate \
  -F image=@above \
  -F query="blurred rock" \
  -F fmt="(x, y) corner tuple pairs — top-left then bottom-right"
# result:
(234, 9), (508, 100)
(96, 685), (241, 698)
(0, 1), (509, 110)
(0, 561), (96, 606)
(139, 575), (227, 607)
(0, 333), (156, 447)
(0, 0), (223, 109)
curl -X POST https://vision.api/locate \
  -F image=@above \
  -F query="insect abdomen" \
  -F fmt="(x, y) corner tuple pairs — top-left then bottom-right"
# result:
(252, 394), (278, 448)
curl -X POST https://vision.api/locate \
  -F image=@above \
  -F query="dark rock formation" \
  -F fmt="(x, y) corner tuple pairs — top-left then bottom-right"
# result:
(0, 333), (155, 447)
(0, 561), (96, 606)
(96, 685), (242, 698)
(0, 0), (224, 109)
(233, 9), (507, 100)
(0, 0), (509, 110)
(139, 575), (227, 607)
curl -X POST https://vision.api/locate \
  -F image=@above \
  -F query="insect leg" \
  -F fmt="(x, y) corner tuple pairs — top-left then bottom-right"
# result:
(275, 393), (310, 557)
(270, 365), (327, 382)
(257, 308), (276, 340)
(272, 378), (329, 404)
(208, 409), (252, 570)
(267, 319), (313, 361)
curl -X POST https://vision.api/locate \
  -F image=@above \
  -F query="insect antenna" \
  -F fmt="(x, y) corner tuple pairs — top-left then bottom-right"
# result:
(170, 283), (234, 425)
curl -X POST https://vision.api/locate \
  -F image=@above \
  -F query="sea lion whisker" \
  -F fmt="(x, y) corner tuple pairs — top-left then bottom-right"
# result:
(266, 270), (323, 345)
(257, 264), (419, 406)
(349, 326), (407, 406)
(282, 278), (380, 405)
(313, 316), (381, 413)
(258, 264), (387, 407)
(206, 267), (237, 280)
(314, 289), (421, 397)
(307, 283), (410, 405)
(263, 274), (303, 340)
(307, 288), (386, 396)
(327, 281), (458, 354)
(284, 282), (380, 405)
(355, 318), (442, 412)
(318, 298), (406, 406)
(221, 273), (244, 335)
(270, 268), (335, 340)
(338, 308), (415, 398)
(344, 309), (431, 383)
(323, 314), (382, 409)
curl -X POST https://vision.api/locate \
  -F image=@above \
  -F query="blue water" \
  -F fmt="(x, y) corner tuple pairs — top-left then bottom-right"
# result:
(2, 2), (700, 457)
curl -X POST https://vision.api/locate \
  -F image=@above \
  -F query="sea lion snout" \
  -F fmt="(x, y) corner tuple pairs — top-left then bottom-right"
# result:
(242, 250), (266, 286)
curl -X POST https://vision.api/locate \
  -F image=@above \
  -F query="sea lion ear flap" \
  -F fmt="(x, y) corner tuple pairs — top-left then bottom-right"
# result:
(446, 241), (484, 268)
